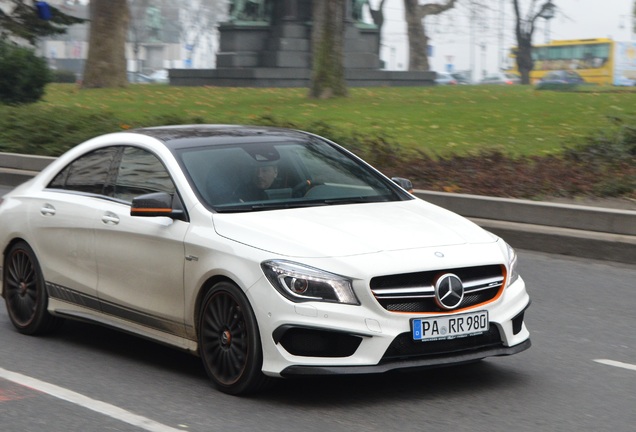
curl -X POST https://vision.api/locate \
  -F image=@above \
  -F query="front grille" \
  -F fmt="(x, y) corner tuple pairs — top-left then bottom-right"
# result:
(382, 326), (502, 361)
(371, 265), (504, 313)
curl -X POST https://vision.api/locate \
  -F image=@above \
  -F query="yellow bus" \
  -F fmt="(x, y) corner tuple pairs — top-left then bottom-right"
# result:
(507, 38), (636, 86)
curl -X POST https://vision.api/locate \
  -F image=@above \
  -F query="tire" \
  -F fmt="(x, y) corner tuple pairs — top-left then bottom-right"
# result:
(198, 281), (270, 395)
(3, 241), (62, 335)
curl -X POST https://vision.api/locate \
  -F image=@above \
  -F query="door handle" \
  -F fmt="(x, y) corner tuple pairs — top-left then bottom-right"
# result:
(101, 212), (120, 225)
(40, 204), (56, 216)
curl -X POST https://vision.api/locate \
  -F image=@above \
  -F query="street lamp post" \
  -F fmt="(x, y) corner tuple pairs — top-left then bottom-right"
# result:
(539, 0), (556, 43)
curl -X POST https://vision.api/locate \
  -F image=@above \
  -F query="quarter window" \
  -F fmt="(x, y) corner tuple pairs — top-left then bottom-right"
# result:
(48, 147), (118, 195)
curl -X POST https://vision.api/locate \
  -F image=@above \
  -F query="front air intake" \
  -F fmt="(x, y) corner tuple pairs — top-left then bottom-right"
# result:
(274, 326), (362, 357)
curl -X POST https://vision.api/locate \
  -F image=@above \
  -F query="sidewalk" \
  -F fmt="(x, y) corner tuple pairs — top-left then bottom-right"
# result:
(1, 152), (635, 265)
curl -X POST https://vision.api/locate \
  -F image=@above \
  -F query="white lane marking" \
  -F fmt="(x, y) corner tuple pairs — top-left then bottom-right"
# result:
(593, 359), (636, 372)
(0, 367), (184, 432)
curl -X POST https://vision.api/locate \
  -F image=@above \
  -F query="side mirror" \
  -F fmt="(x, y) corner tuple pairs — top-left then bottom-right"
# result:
(131, 192), (186, 221)
(391, 177), (414, 193)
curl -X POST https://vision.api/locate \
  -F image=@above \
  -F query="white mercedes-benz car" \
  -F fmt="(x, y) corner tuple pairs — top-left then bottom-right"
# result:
(0, 125), (530, 395)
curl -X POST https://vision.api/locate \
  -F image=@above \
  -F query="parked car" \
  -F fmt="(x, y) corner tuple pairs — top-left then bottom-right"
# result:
(451, 72), (472, 85)
(614, 75), (636, 86)
(434, 71), (457, 85)
(148, 69), (169, 84)
(127, 71), (153, 84)
(480, 72), (521, 85)
(0, 125), (531, 395)
(535, 70), (585, 90)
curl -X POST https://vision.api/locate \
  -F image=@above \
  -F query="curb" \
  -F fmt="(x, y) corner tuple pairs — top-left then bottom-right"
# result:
(0, 152), (53, 186)
(1, 152), (635, 265)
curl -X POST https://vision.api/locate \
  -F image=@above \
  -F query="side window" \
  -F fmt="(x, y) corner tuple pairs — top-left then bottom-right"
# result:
(113, 147), (176, 203)
(48, 147), (118, 195)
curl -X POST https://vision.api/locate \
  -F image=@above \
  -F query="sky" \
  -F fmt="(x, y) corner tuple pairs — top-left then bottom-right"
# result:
(377, 0), (635, 79)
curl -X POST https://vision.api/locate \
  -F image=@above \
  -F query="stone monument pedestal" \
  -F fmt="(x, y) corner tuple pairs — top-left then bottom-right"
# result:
(170, 0), (434, 87)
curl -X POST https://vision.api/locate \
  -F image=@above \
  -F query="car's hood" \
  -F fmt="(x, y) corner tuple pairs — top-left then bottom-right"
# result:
(212, 199), (495, 258)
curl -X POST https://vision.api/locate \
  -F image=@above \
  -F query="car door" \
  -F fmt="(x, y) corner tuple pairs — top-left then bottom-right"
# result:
(26, 147), (120, 304)
(93, 146), (189, 338)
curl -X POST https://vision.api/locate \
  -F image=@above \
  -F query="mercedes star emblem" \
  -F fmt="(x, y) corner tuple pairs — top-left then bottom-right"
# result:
(435, 273), (464, 310)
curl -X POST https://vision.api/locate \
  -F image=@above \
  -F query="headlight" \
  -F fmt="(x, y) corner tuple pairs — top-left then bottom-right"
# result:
(261, 260), (360, 305)
(506, 242), (520, 287)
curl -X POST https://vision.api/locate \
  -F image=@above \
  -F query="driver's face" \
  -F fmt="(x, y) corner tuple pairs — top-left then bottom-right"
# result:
(254, 166), (278, 189)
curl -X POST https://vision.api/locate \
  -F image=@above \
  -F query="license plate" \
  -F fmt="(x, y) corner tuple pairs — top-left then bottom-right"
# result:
(412, 311), (489, 341)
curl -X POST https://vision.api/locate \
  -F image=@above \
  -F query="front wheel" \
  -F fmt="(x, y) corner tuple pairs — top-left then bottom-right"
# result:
(3, 241), (62, 335)
(198, 281), (270, 395)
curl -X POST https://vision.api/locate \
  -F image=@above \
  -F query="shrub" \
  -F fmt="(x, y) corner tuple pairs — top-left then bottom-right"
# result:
(0, 40), (51, 105)
(51, 69), (78, 84)
(564, 115), (636, 162)
(0, 106), (124, 156)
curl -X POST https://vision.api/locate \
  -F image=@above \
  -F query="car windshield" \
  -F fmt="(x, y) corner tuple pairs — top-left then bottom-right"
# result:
(177, 138), (408, 212)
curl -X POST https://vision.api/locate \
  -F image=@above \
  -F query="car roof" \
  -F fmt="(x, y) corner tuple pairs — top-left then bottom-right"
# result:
(128, 125), (314, 150)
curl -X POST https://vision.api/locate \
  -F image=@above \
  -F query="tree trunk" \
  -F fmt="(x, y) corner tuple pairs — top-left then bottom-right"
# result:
(403, 0), (428, 71)
(513, 0), (532, 85)
(369, 0), (387, 55)
(309, 0), (347, 99)
(403, 0), (457, 72)
(82, 0), (129, 88)
(515, 35), (533, 85)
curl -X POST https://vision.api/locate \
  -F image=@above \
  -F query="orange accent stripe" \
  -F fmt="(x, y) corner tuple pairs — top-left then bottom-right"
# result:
(131, 208), (172, 213)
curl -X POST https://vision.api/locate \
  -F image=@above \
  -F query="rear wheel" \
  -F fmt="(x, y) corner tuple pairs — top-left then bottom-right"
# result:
(3, 241), (62, 335)
(198, 281), (270, 395)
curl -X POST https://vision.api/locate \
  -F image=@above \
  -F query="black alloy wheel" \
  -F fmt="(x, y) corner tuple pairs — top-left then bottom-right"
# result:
(3, 241), (62, 335)
(198, 281), (270, 395)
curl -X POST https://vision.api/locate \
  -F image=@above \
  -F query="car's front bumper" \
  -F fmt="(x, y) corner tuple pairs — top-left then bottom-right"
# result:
(251, 274), (531, 377)
(280, 338), (531, 376)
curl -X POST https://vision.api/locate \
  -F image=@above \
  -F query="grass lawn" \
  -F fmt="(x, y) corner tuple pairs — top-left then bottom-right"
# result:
(1, 83), (634, 199)
(37, 83), (636, 158)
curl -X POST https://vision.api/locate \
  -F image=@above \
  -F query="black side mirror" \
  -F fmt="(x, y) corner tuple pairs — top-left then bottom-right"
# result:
(391, 177), (413, 193)
(131, 192), (186, 221)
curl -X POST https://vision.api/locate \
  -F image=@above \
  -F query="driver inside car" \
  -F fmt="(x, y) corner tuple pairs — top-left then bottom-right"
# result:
(235, 163), (279, 202)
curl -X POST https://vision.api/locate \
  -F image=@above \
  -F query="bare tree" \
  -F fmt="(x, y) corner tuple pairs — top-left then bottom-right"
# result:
(309, 0), (347, 99)
(179, 0), (226, 69)
(512, 0), (555, 84)
(369, 0), (388, 54)
(82, 0), (129, 88)
(403, 0), (458, 71)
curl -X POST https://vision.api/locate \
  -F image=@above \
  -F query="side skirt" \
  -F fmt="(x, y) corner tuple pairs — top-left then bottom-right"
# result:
(46, 287), (198, 355)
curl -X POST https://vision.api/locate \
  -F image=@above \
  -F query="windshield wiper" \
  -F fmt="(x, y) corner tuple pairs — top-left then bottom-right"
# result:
(214, 201), (328, 213)
(323, 196), (390, 205)
(214, 196), (391, 213)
